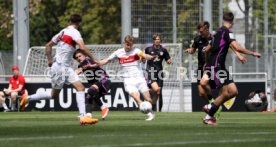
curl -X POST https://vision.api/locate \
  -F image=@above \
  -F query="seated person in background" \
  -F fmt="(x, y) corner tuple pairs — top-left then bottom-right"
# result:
(245, 90), (267, 112)
(0, 66), (28, 111)
(73, 49), (110, 120)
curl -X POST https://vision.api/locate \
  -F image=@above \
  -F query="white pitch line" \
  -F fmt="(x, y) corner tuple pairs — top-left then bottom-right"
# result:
(0, 135), (74, 141)
(82, 138), (276, 147)
(84, 131), (276, 138)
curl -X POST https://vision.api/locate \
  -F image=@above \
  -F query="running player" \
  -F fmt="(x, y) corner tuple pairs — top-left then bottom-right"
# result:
(73, 49), (110, 120)
(99, 35), (156, 121)
(185, 21), (224, 118)
(144, 33), (172, 111)
(186, 21), (248, 119)
(200, 12), (261, 125)
(20, 14), (98, 125)
(185, 21), (213, 100)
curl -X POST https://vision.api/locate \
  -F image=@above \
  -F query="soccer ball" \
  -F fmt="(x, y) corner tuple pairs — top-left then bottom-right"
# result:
(139, 101), (152, 114)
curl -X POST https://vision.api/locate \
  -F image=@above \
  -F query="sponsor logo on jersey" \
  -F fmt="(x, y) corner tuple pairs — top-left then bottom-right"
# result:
(118, 55), (140, 64)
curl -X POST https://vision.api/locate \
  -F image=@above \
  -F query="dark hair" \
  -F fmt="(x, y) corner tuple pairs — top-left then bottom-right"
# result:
(70, 14), (82, 24)
(223, 12), (234, 22)
(124, 35), (135, 44)
(73, 49), (85, 59)
(152, 33), (161, 40)
(197, 21), (210, 30)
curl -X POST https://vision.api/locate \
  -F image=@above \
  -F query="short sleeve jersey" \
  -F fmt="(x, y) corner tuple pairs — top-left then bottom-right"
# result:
(9, 74), (26, 95)
(144, 45), (170, 72)
(78, 59), (109, 84)
(192, 35), (213, 69)
(206, 26), (235, 69)
(51, 25), (83, 67)
(108, 48), (144, 78)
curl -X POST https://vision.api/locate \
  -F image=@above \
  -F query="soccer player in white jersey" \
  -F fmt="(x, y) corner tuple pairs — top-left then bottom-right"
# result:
(99, 35), (156, 121)
(20, 14), (98, 125)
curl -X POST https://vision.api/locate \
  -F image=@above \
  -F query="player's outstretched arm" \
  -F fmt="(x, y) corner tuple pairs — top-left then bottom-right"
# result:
(185, 48), (196, 54)
(230, 41), (261, 58)
(230, 45), (247, 64)
(139, 52), (155, 60)
(45, 40), (54, 67)
(166, 58), (172, 64)
(76, 39), (97, 63)
(99, 58), (110, 65)
(203, 44), (212, 53)
(75, 68), (83, 75)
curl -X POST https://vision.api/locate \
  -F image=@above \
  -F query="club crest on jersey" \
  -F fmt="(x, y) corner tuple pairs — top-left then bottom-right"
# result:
(223, 97), (236, 110)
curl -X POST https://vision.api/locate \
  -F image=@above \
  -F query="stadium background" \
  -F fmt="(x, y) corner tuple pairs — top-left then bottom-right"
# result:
(0, 0), (275, 112)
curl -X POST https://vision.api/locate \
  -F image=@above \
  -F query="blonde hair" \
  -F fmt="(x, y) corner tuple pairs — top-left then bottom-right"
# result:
(124, 35), (135, 44)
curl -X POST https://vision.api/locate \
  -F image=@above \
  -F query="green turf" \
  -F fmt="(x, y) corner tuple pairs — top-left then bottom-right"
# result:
(0, 111), (276, 147)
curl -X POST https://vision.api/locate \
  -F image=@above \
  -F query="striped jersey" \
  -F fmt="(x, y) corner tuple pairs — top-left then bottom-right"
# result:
(51, 25), (82, 67)
(108, 48), (144, 78)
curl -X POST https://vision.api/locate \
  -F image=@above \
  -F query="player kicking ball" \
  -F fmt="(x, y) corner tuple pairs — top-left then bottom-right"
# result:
(20, 14), (98, 125)
(99, 35), (156, 121)
(73, 49), (110, 120)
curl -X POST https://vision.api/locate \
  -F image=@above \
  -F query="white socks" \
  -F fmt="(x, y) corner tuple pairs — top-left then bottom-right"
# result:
(24, 90), (87, 117)
(28, 91), (52, 102)
(11, 103), (16, 111)
(1, 103), (9, 110)
(76, 91), (86, 117)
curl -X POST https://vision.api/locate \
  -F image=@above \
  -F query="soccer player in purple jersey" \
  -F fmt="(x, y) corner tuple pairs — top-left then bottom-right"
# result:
(74, 49), (110, 120)
(200, 12), (261, 125)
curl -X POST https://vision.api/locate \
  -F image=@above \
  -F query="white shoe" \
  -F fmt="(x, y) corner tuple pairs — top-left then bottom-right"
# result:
(4, 109), (11, 112)
(146, 112), (155, 121)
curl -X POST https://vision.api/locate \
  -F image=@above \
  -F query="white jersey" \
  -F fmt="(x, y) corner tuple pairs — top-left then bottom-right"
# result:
(51, 25), (82, 67)
(108, 48), (144, 78)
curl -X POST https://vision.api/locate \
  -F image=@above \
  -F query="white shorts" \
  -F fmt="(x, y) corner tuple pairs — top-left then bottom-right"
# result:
(50, 62), (80, 89)
(123, 77), (149, 94)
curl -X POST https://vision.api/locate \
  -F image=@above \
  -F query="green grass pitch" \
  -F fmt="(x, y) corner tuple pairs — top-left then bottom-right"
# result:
(0, 111), (276, 147)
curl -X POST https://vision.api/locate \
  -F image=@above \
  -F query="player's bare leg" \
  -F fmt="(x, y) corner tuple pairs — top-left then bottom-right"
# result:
(141, 91), (155, 121)
(202, 86), (227, 125)
(227, 83), (238, 99)
(10, 92), (18, 111)
(203, 84), (236, 125)
(150, 82), (160, 111)
(199, 74), (213, 101)
(129, 92), (143, 106)
(87, 84), (109, 120)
